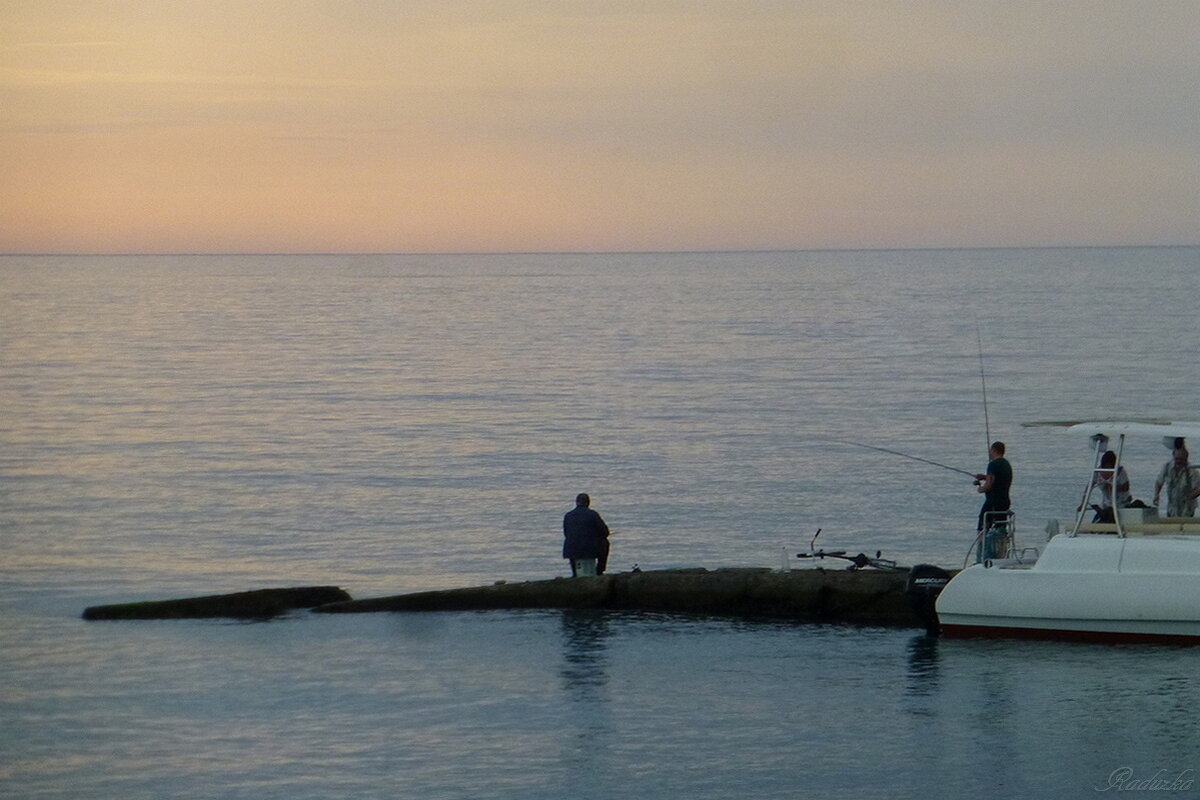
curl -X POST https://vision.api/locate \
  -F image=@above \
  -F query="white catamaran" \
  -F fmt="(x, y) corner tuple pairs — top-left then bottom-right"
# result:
(935, 420), (1200, 644)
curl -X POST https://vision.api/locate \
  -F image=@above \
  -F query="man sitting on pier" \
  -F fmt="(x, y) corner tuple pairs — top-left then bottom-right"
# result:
(563, 493), (611, 577)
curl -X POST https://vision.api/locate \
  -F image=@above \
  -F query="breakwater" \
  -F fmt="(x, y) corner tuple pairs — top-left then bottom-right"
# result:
(315, 567), (941, 626)
(81, 569), (954, 626)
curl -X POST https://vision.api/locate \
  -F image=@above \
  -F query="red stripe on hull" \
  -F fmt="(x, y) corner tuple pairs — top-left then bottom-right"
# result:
(941, 623), (1200, 646)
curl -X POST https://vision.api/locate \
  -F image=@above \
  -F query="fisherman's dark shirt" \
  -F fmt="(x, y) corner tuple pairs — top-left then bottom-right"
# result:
(985, 456), (1012, 510)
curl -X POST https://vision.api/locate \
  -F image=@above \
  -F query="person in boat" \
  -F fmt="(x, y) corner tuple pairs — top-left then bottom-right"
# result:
(1153, 447), (1200, 517)
(974, 441), (1012, 532)
(562, 493), (611, 576)
(1088, 450), (1131, 522)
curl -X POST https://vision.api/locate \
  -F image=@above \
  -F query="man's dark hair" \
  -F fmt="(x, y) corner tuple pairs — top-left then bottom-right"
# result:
(575, 493), (590, 507)
(991, 441), (1006, 456)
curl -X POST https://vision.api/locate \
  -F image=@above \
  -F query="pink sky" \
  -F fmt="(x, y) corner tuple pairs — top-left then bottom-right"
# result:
(2, 1), (1197, 254)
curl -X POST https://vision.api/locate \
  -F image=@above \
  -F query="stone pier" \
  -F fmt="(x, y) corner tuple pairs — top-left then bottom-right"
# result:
(314, 567), (939, 627)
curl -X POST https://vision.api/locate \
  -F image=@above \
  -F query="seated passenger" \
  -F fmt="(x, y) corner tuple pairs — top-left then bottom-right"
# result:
(1089, 450), (1131, 523)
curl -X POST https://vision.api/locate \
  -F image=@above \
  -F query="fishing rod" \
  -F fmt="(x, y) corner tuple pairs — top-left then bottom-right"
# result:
(830, 439), (979, 480)
(795, 529), (904, 572)
(976, 323), (991, 455)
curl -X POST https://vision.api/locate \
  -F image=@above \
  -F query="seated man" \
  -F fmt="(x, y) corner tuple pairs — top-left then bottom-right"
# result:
(562, 493), (611, 576)
(1089, 450), (1130, 523)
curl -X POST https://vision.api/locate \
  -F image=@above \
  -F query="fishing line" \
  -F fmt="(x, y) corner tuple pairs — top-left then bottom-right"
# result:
(828, 439), (977, 479)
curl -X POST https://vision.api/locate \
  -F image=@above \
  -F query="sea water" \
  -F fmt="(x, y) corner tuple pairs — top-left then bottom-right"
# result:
(2, 248), (1198, 799)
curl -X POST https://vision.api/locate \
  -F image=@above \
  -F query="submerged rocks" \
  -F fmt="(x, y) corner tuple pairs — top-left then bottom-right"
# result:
(82, 586), (352, 620)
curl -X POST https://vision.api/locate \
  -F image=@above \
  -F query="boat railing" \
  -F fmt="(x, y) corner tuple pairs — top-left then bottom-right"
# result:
(971, 510), (1016, 564)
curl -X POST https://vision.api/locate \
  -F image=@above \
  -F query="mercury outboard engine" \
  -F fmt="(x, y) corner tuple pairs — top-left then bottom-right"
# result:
(905, 564), (951, 636)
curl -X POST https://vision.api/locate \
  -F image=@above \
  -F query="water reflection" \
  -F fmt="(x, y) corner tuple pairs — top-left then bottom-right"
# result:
(559, 609), (612, 700)
(557, 610), (614, 785)
(898, 635), (1200, 795)
(904, 633), (940, 699)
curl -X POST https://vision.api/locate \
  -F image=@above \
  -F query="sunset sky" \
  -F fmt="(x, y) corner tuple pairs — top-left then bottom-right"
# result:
(2, 1), (1197, 254)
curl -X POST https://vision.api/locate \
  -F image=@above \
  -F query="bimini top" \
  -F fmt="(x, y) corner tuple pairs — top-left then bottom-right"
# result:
(1023, 419), (1200, 439)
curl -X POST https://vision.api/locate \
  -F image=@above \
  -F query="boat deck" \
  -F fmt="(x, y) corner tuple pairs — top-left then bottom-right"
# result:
(1075, 518), (1200, 535)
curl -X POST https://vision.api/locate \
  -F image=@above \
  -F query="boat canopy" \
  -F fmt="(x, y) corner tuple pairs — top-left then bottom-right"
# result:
(1024, 420), (1200, 440)
(1023, 419), (1200, 539)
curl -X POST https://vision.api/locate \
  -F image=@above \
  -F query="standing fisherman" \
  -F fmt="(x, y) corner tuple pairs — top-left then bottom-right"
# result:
(974, 441), (1013, 532)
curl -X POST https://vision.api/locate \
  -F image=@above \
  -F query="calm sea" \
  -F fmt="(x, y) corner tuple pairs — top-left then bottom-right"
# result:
(2, 248), (1198, 799)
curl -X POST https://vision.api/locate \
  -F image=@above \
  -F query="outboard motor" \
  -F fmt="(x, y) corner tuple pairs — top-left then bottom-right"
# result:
(905, 564), (952, 636)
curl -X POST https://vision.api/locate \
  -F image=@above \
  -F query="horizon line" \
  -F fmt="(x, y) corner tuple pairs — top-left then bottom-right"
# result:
(3, 243), (1198, 258)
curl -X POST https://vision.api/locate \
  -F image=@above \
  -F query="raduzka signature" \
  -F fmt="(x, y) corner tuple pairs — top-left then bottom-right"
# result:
(1096, 768), (1195, 792)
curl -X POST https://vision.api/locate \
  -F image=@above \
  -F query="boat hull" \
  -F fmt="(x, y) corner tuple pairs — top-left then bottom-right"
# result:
(936, 534), (1200, 644)
(941, 619), (1200, 645)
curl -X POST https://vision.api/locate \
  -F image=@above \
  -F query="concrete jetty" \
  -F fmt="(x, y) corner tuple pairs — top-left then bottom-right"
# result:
(82, 586), (352, 620)
(314, 568), (943, 627)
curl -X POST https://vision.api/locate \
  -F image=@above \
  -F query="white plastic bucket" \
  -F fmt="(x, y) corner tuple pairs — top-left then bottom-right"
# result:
(1118, 506), (1158, 524)
(574, 558), (598, 577)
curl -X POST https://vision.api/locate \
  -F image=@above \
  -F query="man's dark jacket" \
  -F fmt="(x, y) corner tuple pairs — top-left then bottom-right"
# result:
(562, 505), (610, 560)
